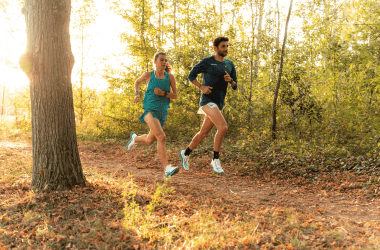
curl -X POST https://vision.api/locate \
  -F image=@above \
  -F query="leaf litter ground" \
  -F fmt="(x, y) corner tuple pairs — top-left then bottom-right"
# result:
(0, 139), (380, 249)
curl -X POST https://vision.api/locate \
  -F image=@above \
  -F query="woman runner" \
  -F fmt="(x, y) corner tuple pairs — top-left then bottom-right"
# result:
(127, 51), (179, 178)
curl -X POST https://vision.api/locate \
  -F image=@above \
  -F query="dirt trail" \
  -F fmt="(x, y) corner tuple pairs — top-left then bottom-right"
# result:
(4, 140), (380, 223)
(79, 144), (380, 224)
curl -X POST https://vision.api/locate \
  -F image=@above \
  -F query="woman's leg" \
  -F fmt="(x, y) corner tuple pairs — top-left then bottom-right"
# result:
(140, 112), (168, 167)
(135, 131), (157, 145)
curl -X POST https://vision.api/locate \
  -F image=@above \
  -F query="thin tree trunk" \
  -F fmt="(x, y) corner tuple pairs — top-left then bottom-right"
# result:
(80, 28), (84, 123)
(140, 0), (148, 71)
(13, 103), (17, 128)
(273, 0), (280, 77)
(249, 0), (258, 103)
(232, 1), (236, 27)
(173, 0), (176, 49)
(271, 0), (293, 140)
(342, 0), (346, 43)
(248, 0), (258, 126)
(1, 83), (4, 123)
(162, 2), (164, 41)
(220, 0), (222, 30)
(276, 0), (280, 50)
(20, 0), (85, 191)
(254, 0), (264, 78)
(158, 0), (162, 47)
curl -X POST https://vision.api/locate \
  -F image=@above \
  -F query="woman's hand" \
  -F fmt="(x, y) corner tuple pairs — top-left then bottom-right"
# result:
(154, 88), (164, 96)
(134, 94), (140, 103)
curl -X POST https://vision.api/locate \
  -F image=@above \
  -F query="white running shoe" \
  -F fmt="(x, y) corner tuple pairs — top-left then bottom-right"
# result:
(127, 132), (137, 150)
(165, 165), (179, 178)
(179, 150), (189, 171)
(211, 159), (224, 174)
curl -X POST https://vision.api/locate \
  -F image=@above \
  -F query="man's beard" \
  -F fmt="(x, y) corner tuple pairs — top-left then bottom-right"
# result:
(217, 50), (227, 57)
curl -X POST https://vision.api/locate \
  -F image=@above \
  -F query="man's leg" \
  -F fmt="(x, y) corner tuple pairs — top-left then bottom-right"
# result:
(200, 105), (227, 173)
(188, 115), (215, 150)
(139, 112), (169, 167)
(201, 105), (228, 152)
(179, 114), (214, 171)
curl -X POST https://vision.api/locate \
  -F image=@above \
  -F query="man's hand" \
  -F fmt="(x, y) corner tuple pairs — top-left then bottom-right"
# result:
(154, 87), (164, 96)
(200, 85), (213, 94)
(224, 70), (232, 83)
(134, 94), (140, 103)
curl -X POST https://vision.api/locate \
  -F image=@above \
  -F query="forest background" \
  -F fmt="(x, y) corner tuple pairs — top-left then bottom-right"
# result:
(1, 0), (380, 249)
(1, 0), (380, 158)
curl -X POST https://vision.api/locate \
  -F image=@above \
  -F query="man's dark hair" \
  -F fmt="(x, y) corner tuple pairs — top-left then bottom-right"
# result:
(213, 36), (229, 48)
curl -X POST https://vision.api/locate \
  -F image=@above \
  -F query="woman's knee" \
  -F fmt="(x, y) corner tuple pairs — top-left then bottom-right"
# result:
(146, 138), (156, 145)
(155, 132), (166, 142)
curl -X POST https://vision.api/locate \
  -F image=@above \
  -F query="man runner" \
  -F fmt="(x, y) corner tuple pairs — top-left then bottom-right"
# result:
(179, 36), (237, 174)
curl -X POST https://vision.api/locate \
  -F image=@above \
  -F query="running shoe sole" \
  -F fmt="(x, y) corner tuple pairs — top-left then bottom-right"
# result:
(212, 169), (223, 174)
(179, 150), (189, 171)
(165, 167), (179, 178)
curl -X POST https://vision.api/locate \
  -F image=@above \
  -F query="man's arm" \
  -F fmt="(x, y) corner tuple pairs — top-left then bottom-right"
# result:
(188, 59), (206, 83)
(230, 63), (238, 90)
(188, 58), (213, 94)
(192, 79), (213, 94)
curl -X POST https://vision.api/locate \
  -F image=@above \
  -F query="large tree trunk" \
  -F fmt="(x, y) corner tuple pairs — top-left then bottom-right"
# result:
(271, 0), (293, 139)
(20, 0), (86, 191)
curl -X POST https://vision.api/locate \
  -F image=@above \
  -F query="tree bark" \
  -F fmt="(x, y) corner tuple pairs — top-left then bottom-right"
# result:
(20, 0), (86, 191)
(271, 0), (293, 139)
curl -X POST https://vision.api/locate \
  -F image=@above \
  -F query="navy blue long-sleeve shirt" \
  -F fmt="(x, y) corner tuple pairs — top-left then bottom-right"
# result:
(188, 56), (237, 110)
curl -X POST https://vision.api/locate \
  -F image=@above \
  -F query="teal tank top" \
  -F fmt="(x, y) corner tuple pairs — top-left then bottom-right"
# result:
(142, 71), (171, 110)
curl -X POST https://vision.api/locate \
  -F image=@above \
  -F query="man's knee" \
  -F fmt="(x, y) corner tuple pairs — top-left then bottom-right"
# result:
(198, 130), (210, 138)
(218, 124), (228, 134)
(156, 132), (166, 142)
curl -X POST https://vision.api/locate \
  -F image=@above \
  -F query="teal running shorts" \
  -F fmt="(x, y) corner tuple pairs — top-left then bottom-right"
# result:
(139, 109), (168, 127)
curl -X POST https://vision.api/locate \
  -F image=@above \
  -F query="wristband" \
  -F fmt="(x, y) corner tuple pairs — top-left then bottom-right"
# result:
(164, 91), (168, 97)
(135, 91), (139, 95)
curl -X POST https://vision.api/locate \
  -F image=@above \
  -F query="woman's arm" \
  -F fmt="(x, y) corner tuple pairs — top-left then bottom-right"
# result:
(154, 73), (178, 99)
(134, 72), (150, 103)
